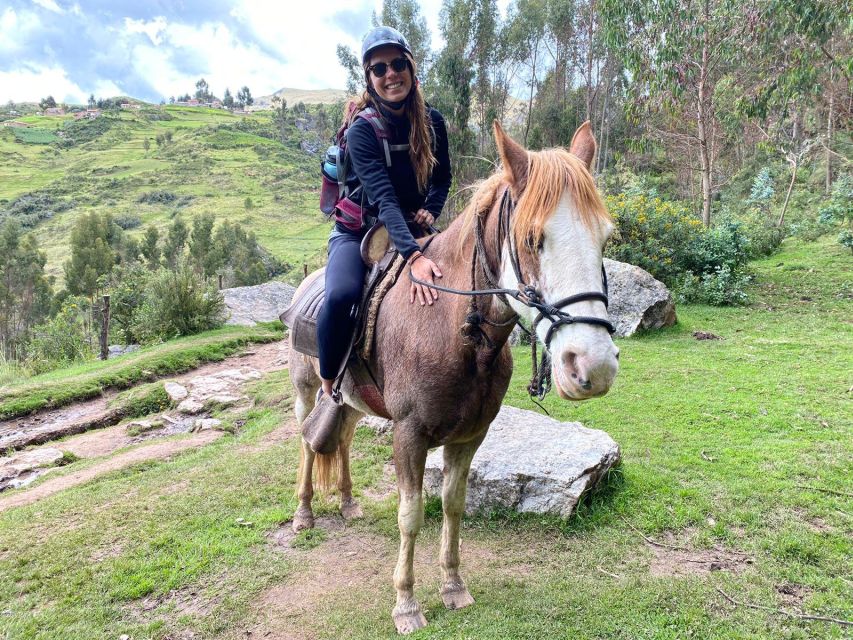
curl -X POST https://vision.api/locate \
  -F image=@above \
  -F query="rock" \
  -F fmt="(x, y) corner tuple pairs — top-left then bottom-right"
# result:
(164, 381), (188, 401)
(604, 258), (677, 337)
(176, 399), (205, 415)
(357, 415), (393, 436)
(423, 406), (620, 519)
(108, 344), (140, 358)
(222, 281), (296, 326)
(125, 419), (163, 434)
(0, 448), (64, 490)
(193, 418), (222, 431)
(207, 394), (243, 407)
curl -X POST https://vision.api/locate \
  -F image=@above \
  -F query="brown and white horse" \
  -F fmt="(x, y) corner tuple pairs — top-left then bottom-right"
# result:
(288, 121), (619, 634)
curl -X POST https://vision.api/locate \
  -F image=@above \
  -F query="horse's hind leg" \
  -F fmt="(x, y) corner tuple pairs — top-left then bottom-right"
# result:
(391, 429), (429, 634)
(338, 406), (364, 521)
(439, 437), (483, 610)
(292, 356), (320, 533)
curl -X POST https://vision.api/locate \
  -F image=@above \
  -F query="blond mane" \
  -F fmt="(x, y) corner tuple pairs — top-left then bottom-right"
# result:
(458, 147), (611, 254)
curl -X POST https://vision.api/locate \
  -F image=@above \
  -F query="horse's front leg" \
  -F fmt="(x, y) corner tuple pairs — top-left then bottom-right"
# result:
(439, 437), (483, 610)
(391, 428), (429, 634)
(338, 406), (364, 521)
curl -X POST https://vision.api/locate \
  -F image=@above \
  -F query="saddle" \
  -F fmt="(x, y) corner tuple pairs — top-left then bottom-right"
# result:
(279, 224), (408, 417)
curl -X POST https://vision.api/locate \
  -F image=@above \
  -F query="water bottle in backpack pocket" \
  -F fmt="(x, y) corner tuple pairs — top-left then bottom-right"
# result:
(320, 145), (341, 216)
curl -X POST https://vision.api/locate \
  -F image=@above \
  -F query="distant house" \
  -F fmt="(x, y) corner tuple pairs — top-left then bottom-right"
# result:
(2, 121), (30, 128)
(44, 107), (65, 116)
(74, 109), (101, 120)
(211, 100), (222, 108)
(188, 99), (200, 106)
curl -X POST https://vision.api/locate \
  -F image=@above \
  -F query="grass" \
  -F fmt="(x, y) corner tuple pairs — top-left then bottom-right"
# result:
(0, 237), (850, 639)
(0, 323), (282, 419)
(0, 106), (328, 286)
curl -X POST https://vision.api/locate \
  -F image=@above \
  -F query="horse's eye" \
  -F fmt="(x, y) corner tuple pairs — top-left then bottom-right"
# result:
(536, 236), (545, 253)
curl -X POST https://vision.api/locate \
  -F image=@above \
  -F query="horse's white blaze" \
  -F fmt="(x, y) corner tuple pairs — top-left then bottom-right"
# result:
(502, 190), (619, 400)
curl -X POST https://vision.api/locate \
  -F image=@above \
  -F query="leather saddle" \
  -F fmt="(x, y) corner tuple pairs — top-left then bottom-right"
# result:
(279, 223), (403, 373)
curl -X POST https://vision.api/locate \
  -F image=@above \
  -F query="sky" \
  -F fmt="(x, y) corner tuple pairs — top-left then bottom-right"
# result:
(0, 0), (510, 105)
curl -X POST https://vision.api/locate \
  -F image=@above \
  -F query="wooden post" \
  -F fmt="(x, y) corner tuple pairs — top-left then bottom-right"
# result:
(218, 274), (223, 290)
(100, 295), (110, 360)
(303, 263), (308, 279)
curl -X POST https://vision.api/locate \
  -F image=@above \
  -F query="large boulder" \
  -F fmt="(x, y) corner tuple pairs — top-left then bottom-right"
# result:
(223, 281), (296, 326)
(604, 258), (677, 337)
(423, 405), (620, 519)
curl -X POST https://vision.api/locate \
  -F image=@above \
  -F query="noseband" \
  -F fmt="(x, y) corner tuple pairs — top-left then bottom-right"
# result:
(409, 186), (614, 401)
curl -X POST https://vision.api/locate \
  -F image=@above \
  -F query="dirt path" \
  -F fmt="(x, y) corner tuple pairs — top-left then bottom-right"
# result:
(0, 430), (223, 512)
(0, 340), (292, 511)
(0, 340), (289, 452)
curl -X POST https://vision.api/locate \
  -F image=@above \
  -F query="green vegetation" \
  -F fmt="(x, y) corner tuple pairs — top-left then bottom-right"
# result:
(0, 105), (332, 288)
(0, 237), (848, 639)
(0, 323), (281, 419)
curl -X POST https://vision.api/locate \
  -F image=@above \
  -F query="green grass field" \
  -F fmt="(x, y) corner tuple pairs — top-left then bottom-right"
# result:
(0, 106), (329, 285)
(0, 236), (849, 639)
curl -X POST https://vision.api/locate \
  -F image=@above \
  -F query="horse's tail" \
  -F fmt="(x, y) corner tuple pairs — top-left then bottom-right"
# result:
(296, 440), (340, 495)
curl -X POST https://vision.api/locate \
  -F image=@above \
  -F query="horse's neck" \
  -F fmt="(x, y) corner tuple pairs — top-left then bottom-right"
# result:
(425, 206), (517, 347)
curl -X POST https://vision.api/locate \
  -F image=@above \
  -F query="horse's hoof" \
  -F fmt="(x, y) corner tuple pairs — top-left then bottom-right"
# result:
(341, 498), (364, 521)
(392, 610), (428, 635)
(440, 585), (475, 610)
(291, 507), (314, 532)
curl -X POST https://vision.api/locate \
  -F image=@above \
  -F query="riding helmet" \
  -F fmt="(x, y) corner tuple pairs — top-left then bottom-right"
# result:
(361, 26), (413, 64)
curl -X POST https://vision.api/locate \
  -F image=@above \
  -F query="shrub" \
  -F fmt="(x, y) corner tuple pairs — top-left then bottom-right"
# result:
(104, 263), (152, 343)
(137, 190), (177, 204)
(26, 298), (95, 373)
(0, 192), (74, 228)
(128, 264), (225, 344)
(114, 213), (141, 230)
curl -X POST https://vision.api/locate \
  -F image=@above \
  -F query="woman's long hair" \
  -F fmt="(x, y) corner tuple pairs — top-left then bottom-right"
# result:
(346, 52), (437, 193)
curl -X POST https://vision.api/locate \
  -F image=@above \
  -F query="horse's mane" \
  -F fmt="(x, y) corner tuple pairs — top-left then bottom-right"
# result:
(458, 147), (611, 253)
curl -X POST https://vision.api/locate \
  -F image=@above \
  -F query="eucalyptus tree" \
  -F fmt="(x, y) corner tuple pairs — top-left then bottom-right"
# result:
(601, 0), (752, 226)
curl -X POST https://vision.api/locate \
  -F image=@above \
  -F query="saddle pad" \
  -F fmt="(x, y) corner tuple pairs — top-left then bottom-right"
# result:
(279, 268), (325, 358)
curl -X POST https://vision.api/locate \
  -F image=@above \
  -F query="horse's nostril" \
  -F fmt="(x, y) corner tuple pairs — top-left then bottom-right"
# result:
(615, 350), (620, 360)
(579, 379), (592, 391)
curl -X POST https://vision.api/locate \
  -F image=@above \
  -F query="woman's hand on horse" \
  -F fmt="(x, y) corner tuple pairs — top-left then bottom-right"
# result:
(413, 208), (434, 230)
(409, 256), (442, 306)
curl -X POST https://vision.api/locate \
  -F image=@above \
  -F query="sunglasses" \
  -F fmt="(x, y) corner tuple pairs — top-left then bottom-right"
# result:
(368, 57), (409, 78)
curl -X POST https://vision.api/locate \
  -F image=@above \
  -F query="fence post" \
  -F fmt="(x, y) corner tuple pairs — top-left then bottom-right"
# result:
(303, 263), (308, 279)
(218, 274), (223, 290)
(100, 294), (110, 360)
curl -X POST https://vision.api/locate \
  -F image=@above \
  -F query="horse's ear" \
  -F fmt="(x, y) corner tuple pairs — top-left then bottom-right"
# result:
(569, 121), (596, 170)
(493, 120), (528, 192)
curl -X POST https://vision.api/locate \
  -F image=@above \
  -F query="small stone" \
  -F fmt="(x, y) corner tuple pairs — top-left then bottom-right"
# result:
(119, 634), (130, 640)
(357, 415), (393, 436)
(194, 418), (222, 431)
(164, 381), (188, 401)
(177, 399), (205, 415)
(208, 394), (243, 407)
(125, 419), (162, 434)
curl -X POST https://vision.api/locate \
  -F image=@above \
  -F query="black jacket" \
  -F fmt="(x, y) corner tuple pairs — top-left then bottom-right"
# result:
(343, 105), (452, 259)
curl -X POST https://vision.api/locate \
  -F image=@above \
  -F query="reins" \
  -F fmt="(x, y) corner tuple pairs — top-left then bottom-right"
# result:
(409, 186), (615, 403)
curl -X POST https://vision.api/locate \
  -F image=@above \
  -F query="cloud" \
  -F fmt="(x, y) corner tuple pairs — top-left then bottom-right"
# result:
(1, 0), (504, 104)
(31, 0), (64, 14)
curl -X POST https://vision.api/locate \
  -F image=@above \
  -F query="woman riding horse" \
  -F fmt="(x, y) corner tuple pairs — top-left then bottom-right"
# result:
(316, 25), (452, 400)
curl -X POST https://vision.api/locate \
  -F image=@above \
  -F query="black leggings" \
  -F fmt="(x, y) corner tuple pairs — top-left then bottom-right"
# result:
(317, 232), (367, 380)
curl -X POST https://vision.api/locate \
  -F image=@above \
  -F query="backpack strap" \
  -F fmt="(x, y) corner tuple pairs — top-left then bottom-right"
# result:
(356, 107), (409, 168)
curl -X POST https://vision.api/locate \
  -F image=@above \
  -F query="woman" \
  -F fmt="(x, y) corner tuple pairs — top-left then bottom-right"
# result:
(316, 26), (452, 398)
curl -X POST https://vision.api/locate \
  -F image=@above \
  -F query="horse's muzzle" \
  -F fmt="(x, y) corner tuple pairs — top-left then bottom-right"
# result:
(552, 346), (619, 400)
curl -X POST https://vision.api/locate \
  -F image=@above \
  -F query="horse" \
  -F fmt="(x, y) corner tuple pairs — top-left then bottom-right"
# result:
(287, 120), (619, 634)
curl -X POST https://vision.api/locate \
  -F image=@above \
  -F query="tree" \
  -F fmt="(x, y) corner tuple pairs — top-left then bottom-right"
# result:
(88, 93), (96, 109)
(271, 96), (289, 143)
(163, 217), (189, 268)
(143, 138), (151, 153)
(39, 96), (57, 110)
(223, 88), (234, 109)
(141, 225), (160, 270)
(63, 212), (121, 299)
(337, 45), (364, 96)
(188, 214), (218, 277)
(195, 78), (213, 102)
(601, 0), (752, 226)
(380, 0), (433, 75)
(0, 221), (53, 359)
(236, 86), (254, 108)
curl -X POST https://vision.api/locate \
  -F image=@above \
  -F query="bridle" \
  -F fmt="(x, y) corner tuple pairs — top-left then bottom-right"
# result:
(409, 185), (615, 402)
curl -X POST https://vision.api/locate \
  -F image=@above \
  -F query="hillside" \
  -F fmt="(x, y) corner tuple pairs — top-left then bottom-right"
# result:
(253, 87), (349, 108)
(0, 105), (332, 285)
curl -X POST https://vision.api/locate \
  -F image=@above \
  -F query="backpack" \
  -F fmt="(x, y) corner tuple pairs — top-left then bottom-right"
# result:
(320, 103), (409, 231)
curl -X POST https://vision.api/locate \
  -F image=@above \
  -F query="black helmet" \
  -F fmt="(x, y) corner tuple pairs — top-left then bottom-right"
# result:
(361, 26), (413, 64)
